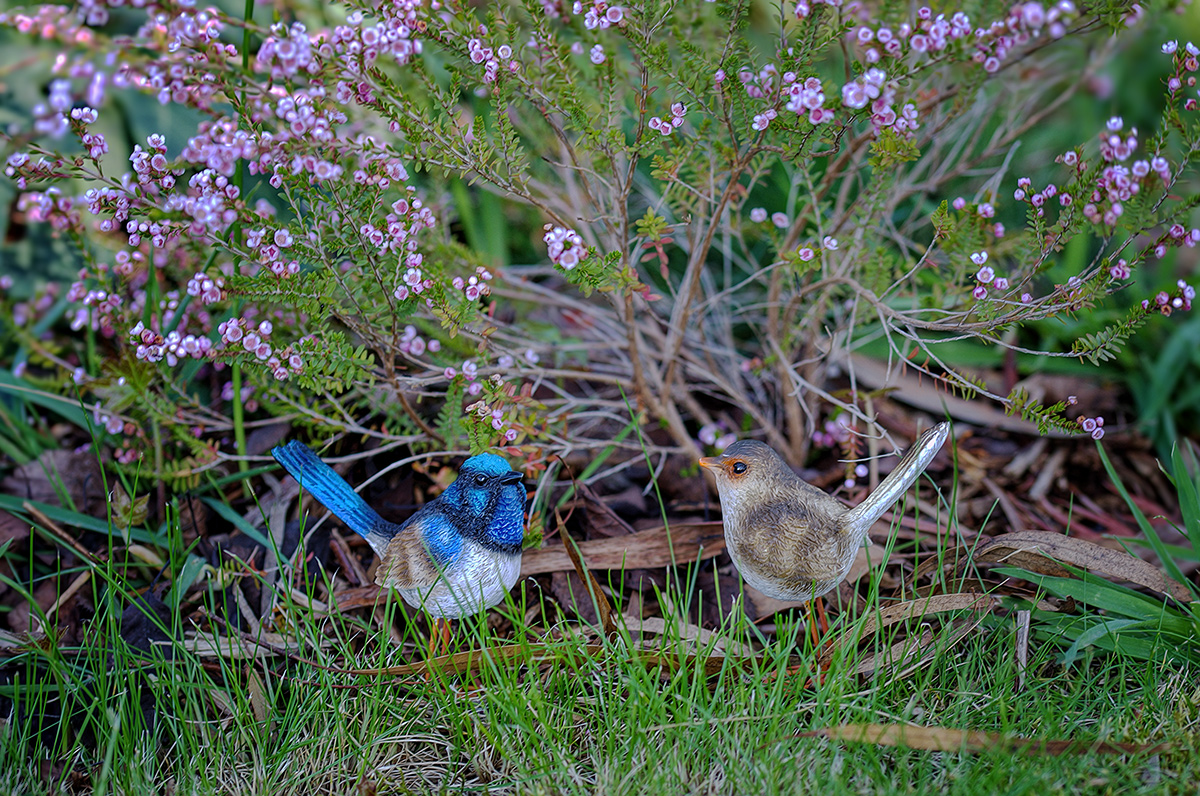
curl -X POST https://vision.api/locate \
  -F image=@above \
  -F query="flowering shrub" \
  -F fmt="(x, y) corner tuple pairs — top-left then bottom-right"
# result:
(1, 0), (1196, 476)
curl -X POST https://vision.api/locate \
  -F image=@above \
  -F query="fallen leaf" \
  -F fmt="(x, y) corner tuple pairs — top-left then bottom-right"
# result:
(562, 516), (619, 638)
(797, 722), (1170, 756)
(521, 522), (725, 577)
(827, 592), (996, 657)
(971, 531), (1192, 602)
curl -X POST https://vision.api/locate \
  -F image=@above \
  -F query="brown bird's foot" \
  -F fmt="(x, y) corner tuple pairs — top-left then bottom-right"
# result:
(807, 598), (829, 649)
(768, 599), (833, 688)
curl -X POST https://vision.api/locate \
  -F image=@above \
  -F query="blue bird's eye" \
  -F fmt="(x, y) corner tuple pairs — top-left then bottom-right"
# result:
(474, 473), (488, 486)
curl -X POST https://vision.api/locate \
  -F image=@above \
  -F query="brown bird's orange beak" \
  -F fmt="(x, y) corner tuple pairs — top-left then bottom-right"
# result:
(698, 456), (720, 470)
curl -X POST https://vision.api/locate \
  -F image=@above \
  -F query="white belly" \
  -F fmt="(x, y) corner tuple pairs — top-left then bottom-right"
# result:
(398, 540), (521, 619)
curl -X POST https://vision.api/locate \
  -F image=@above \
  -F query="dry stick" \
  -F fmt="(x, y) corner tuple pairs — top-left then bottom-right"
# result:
(1014, 609), (1031, 692)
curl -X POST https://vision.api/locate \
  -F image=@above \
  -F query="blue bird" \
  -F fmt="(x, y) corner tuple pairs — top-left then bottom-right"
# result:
(271, 442), (527, 651)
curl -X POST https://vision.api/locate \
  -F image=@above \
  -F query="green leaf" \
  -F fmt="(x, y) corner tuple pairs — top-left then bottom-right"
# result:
(1096, 441), (1191, 590)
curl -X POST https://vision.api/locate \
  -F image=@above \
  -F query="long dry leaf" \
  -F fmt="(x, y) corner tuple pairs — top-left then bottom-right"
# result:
(825, 593), (996, 662)
(561, 518), (620, 639)
(852, 613), (989, 678)
(798, 722), (1171, 756)
(520, 522), (726, 576)
(339, 642), (761, 679)
(972, 531), (1192, 602)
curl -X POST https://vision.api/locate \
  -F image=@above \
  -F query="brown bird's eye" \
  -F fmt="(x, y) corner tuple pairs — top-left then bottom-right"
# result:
(732, 461), (747, 474)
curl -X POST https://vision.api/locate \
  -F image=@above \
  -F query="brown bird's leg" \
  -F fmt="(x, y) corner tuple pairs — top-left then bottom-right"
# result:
(427, 617), (440, 660)
(440, 617), (452, 655)
(811, 598), (829, 646)
(809, 598), (831, 686)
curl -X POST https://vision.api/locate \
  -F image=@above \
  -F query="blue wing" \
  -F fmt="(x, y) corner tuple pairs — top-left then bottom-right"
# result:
(271, 441), (392, 554)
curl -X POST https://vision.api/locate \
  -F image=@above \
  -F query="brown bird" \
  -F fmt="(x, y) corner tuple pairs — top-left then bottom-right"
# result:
(699, 422), (949, 642)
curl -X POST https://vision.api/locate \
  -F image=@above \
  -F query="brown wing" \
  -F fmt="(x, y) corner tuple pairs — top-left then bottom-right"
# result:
(731, 496), (855, 591)
(373, 526), (440, 590)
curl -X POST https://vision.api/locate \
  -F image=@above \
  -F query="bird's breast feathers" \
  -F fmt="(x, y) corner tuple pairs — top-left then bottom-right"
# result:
(397, 541), (522, 619)
(723, 498), (855, 601)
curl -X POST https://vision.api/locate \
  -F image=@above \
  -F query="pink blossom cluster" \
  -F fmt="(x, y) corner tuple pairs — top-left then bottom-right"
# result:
(15, 189), (78, 232)
(467, 396), (520, 442)
(698, 422), (737, 451)
(180, 119), (257, 178)
(788, 234), (838, 262)
(257, 22), (318, 81)
(138, 6), (225, 53)
(186, 272), (226, 305)
(738, 65), (778, 100)
(123, 7), (231, 109)
(467, 30), (518, 84)
(846, 9), (973, 66)
(1065, 119), (1173, 227)
(245, 224), (302, 279)
(80, 184), (132, 235)
(751, 108), (777, 132)
(4, 154), (68, 193)
(540, 0), (569, 19)
(0, 5), (91, 45)
(399, 325), (443, 359)
(452, 267), (494, 302)
(575, 1), (625, 30)
(222, 381), (259, 413)
(320, 3), (424, 72)
(130, 134), (180, 193)
(1163, 41), (1200, 106)
(1142, 280), (1196, 317)
(1097, 116), (1138, 162)
(840, 68), (918, 137)
(649, 103), (687, 135)
(950, 197), (1001, 235)
(68, 108), (109, 160)
(10, 285), (60, 328)
(30, 78), (71, 137)
(812, 415), (852, 448)
(129, 321), (214, 366)
(93, 402), (132, 438)
(258, 91), (348, 185)
(793, 0), (842, 18)
(393, 253), (434, 301)
(785, 77), (834, 125)
(544, 224), (587, 270)
(972, 2), (1076, 72)
(732, 66), (834, 130)
(1012, 175), (1063, 219)
(1076, 414), (1105, 440)
(842, 4), (1076, 76)
(968, 251), (1011, 300)
(67, 285), (123, 335)
(362, 194), (437, 256)
(160, 169), (241, 241)
(217, 317), (305, 380)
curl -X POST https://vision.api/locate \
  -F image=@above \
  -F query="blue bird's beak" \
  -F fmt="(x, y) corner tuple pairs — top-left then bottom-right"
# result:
(500, 470), (525, 485)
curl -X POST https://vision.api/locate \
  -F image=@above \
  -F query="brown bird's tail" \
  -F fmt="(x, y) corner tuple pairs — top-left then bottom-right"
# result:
(840, 422), (950, 541)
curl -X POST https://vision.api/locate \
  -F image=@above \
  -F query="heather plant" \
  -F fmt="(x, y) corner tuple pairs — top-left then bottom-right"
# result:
(2, 0), (1198, 480)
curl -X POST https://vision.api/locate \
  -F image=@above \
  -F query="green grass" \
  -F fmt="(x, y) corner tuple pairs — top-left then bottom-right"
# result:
(1, 535), (1197, 796)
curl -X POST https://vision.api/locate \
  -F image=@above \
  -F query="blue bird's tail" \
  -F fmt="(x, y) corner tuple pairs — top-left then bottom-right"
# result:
(271, 441), (390, 555)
